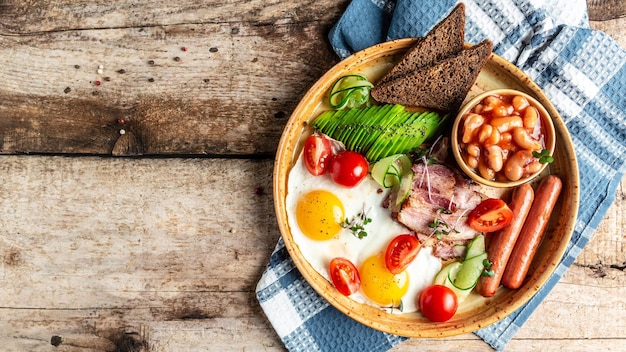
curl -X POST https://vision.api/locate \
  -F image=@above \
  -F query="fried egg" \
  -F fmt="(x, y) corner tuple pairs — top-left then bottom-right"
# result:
(286, 149), (442, 313)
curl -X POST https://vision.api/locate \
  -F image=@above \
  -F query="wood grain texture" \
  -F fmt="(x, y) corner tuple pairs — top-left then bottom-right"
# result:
(0, 1), (342, 156)
(0, 156), (279, 351)
(588, 0), (626, 21)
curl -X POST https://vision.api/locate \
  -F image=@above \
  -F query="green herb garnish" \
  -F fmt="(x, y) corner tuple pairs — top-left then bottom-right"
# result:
(428, 217), (459, 239)
(436, 207), (453, 215)
(340, 206), (372, 239)
(482, 259), (495, 277)
(533, 149), (554, 164)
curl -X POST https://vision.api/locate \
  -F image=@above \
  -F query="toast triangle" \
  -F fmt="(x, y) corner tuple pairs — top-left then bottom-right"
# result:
(371, 39), (494, 112)
(376, 3), (466, 86)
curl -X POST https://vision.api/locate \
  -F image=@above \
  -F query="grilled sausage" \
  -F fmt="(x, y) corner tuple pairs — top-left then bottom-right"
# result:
(501, 175), (562, 289)
(477, 183), (534, 297)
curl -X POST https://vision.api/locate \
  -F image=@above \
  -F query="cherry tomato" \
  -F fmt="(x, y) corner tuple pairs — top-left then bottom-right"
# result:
(303, 135), (333, 176)
(385, 234), (421, 275)
(467, 198), (513, 232)
(329, 257), (361, 296)
(419, 285), (458, 322)
(329, 151), (368, 187)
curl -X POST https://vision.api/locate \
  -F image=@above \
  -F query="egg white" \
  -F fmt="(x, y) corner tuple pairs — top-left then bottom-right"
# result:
(286, 150), (442, 313)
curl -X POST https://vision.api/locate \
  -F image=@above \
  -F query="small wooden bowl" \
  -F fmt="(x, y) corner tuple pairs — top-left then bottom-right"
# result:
(273, 38), (579, 337)
(451, 89), (557, 188)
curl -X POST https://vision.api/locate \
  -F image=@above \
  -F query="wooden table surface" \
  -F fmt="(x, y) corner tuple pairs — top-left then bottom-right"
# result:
(1, 1), (624, 351)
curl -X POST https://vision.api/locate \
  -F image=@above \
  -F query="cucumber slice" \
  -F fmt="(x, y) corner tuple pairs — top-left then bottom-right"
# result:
(370, 154), (412, 188)
(393, 169), (414, 206)
(370, 154), (413, 207)
(433, 261), (473, 302)
(328, 74), (373, 109)
(465, 234), (486, 260)
(433, 261), (462, 285)
(447, 276), (474, 302)
(432, 234), (489, 303)
(453, 252), (487, 290)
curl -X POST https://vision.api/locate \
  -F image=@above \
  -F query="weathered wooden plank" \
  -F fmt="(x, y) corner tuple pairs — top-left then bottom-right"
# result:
(0, 0), (347, 156)
(0, 0), (618, 35)
(0, 157), (276, 304)
(0, 0), (348, 34)
(0, 21), (338, 156)
(0, 292), (279, 352)
(588, 0), (626, 21)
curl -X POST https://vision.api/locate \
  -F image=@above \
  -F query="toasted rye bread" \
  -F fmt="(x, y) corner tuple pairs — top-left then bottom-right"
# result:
(376, 3), (466, 86)
(371, 39), (494, 112)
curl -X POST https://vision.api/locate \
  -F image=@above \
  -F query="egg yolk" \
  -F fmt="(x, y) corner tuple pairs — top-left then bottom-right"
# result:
(296, 190), (345, 241)
(359, 253), (409, 307)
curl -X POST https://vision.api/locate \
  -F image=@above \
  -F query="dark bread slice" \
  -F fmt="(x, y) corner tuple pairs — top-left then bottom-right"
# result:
(371, 39), (493, 112)
(376, 3), (466, 86)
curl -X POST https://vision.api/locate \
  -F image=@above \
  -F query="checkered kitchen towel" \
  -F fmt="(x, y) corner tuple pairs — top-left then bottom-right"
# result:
(256, 0), (626, 351)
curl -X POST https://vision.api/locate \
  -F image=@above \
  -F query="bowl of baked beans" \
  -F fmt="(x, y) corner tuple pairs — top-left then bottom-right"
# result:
(451, 89), (556, 188)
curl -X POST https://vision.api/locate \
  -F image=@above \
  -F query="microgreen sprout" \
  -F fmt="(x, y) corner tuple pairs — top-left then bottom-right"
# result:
(340, 205), (372, 239)
(533, 149), (554, 164)
(428, 217), (459, 239)
(436, 207), (453, 215)
(482, 259), (495, 277)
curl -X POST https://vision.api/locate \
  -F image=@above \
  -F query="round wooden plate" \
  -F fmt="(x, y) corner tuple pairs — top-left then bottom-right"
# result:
(273, 38), (579, 337)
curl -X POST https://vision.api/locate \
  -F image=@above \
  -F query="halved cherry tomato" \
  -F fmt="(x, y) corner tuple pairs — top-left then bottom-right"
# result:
(467, 198), (513, 232)
(329, 257), (361, 296)
(329, 151), (368, 187)
(419, 284), (458, 322)
(303, 135), (333, 176)
(385, 234), (421, 274)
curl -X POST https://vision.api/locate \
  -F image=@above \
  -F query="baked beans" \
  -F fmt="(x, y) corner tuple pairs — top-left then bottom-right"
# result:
(459, 93), (547, 182)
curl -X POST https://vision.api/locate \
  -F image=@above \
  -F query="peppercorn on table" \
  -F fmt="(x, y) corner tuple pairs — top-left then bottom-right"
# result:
(0, 1), (624, 351)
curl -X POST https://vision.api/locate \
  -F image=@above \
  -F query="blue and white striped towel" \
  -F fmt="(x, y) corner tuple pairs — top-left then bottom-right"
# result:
(256, 0), (626, 350)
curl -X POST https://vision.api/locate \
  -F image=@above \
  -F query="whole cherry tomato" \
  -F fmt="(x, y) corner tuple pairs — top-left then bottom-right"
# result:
(385, 234), (421, 275)
(329, 257), (361, 296)
(468, 198), (513, 232)
(329, 151), (368, 187)
(419, 284), (458, 322)
(303, 135), (333, 176)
